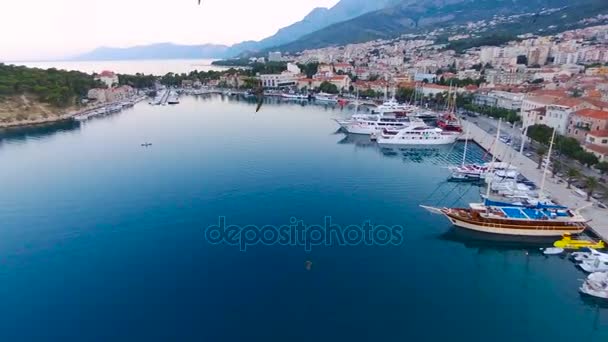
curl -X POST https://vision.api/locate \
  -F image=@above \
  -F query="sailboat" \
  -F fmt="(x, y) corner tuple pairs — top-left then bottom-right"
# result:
(421, 122), (588, 237)
(436, 85), (463, 133)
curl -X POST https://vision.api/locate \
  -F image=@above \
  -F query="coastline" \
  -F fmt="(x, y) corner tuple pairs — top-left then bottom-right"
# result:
(0, 112), (76, 129)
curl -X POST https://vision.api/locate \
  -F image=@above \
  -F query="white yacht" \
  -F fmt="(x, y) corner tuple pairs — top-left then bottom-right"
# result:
(315, 93), (338, 103)
(281, 93), (308, 100)
(373, 98), (414, 114)
(335, 114), (423, 135)
(377, 123), (460, 146)
(580, 272), (608, 299)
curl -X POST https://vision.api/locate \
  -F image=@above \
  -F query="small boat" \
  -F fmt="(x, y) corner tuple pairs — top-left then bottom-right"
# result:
(541, 247), (564, 255)
(315, 92), (338, 103)
(580, 258), (608, 273)
(571, 252), (593, 263)
(553, 234), (605, 250)
(580, 272), (608, 299)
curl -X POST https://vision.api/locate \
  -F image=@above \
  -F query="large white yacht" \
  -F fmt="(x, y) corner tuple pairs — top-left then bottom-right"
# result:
(335, 114), (423, 135)
(373, 98), (415, 114)
(377, 123), (460, 146)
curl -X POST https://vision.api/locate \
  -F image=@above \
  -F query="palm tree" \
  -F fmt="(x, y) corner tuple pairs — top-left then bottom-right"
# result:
(536, 145), (548, 170)
(566, 168), (580, 189)
(551, 160), (562, 178)
(586, 177), (599, 201)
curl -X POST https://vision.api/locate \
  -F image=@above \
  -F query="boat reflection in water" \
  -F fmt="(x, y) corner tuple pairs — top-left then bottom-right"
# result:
(336, 133), (376, 148)
(439, 226), (558, 250)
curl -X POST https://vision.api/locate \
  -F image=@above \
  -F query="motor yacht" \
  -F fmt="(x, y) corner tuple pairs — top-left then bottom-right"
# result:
(377, 123), (460, 146)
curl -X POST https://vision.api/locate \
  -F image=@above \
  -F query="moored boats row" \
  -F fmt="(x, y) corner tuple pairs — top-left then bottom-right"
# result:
(73, 98), (142, 122)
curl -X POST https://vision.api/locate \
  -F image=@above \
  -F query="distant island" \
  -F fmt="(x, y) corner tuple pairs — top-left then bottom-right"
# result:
(71, 43), (231, 61)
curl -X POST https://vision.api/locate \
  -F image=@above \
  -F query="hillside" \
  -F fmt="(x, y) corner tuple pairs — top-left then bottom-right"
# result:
(269, 0), (608, 53)
(73, 43), (230, 61)
(225, 0), (402, 56)
(0, 64), (99, 125)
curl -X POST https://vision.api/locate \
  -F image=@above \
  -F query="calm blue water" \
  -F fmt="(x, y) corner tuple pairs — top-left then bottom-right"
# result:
(0, 95), (606, 341)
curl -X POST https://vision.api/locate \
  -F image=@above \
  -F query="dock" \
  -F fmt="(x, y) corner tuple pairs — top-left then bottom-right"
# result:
(461, 120), (608, 241)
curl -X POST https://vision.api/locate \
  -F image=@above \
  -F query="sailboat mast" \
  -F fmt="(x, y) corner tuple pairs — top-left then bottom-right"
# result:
(462, 126), (469, 167)
(519, 93), (528, 155)
(486, 118), (502, 198)
(539, 127), (556, 197)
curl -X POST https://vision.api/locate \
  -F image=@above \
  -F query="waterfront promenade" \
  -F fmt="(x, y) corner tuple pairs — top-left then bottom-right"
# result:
(462, 120), (608, 241)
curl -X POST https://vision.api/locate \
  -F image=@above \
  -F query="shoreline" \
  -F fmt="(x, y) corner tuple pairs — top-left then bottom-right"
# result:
(0, 113), (75, 129)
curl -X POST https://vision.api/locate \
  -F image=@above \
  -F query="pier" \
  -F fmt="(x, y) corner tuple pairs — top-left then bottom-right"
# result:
(462, 120), (608, 241)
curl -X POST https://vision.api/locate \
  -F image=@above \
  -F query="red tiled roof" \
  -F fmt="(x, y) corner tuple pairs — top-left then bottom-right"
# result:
(588, 129), (608, 138)
(574, 108), (608, 120)
(581, 97), (608, 109)
(531, 89), (568, 97)
(584, 144), (608, 156)
(99, 70), (115, 77)
(554, 97), (585, 108)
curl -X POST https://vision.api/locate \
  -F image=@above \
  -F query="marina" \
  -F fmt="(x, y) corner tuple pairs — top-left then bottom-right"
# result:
(0, 94), (607, 340)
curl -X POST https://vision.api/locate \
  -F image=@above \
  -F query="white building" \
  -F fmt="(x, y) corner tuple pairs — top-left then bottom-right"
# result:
(545, 105), (573, 135)
(521, 95), (558, 128)
(493, 91), (525, 111)
(95, 70), (119, 88)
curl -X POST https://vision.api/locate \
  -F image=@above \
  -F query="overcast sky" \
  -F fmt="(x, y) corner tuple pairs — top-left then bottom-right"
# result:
(0, 0), (339, 61)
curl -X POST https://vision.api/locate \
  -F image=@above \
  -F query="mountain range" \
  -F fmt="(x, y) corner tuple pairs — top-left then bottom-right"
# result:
(71, 0), (608, 61)
(71, 43), (230, 61)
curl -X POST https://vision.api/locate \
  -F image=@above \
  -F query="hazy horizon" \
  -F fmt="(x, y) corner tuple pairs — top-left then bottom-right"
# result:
(0, 0), (339, 61)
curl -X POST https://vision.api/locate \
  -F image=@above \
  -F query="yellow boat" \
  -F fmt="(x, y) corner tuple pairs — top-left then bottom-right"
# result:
(553, 234), (605, 250)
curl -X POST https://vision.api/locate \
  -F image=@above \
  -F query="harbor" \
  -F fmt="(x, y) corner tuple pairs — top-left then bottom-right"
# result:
(461, 120), (608, 241)
(0, 95), (607, 340)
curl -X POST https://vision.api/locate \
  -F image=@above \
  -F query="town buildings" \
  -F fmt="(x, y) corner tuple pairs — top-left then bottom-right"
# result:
(583, 130), (608, 162)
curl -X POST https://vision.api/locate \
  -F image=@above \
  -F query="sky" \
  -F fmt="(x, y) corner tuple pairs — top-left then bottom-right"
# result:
(0, 0), (339, 61)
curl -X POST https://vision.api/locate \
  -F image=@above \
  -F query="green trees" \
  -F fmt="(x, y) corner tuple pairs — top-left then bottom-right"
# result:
(566, 168), (580, 189)
(596, 161), (608, 177)
(395, 87), (415, 103)
(463, 103), (520, 123)
(360, 89), (378, 98)
(0, 63), (102, 107)
(297, 63), (319, 79)
(318, 81), (339, 94)
(536, 146), (548, 169)
(119, 73), (156, 88)
(527, 124), (553, 145)
(551, 160), (562, 178)
(586, 177), (599, 201)
(576, 151), (599, 167)
(527, 124), (600, 167)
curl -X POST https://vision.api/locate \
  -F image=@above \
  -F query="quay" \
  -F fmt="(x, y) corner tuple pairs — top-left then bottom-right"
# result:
(461, 120), (608, 241)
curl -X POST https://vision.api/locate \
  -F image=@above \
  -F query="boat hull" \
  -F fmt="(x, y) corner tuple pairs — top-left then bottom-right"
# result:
(377, 135), (459, 146)
(443, 210), (586, 237)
